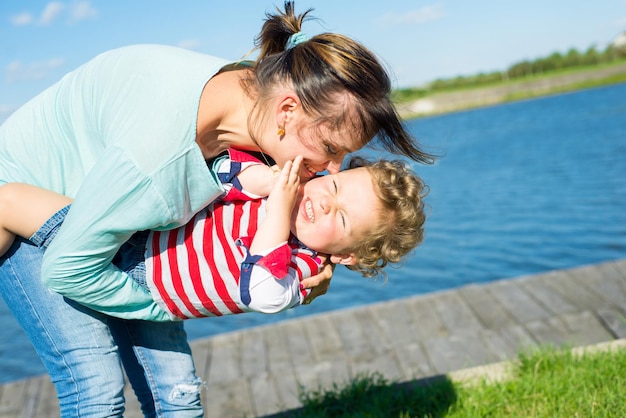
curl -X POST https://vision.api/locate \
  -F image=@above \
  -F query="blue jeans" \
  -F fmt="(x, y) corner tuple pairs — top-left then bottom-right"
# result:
(0, 231), (203, 416)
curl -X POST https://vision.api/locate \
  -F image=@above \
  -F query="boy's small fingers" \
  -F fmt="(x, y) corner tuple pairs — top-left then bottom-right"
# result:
(291, 156), (302, 167)
(292, 156), (303, 178)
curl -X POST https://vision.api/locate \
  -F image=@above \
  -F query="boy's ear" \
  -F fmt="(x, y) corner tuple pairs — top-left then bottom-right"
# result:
(330, 253), (357, 266)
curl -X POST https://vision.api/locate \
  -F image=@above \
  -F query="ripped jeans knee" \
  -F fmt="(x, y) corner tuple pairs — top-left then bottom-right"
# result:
(170, 379), (203, 402)
(152, 377), (204, 417)
(117, 320), (205, 417)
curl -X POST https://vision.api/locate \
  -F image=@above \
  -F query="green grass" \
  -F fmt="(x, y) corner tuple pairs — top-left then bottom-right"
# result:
(503, 71), (626, 102)
(450, 346), (626, 417)
(273, 344), (626, 417)
(392, 60), (626, 105)
(391, 61), (626, 118)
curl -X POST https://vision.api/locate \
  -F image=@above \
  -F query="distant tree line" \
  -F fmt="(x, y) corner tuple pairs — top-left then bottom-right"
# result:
(393, 43), (626, 100)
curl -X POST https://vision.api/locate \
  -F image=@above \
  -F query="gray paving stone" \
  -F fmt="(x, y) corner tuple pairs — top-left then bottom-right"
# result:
(3, 258), (625, 418)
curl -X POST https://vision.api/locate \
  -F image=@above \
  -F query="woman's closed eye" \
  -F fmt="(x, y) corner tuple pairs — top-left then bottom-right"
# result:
(325, 143), (338, 155)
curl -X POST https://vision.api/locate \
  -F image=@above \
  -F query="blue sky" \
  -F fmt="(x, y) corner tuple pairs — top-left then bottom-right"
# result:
(1, 1), (625, 123)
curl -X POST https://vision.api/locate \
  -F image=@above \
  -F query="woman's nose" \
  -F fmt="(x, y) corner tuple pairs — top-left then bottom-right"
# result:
(326, 160), (341, 174)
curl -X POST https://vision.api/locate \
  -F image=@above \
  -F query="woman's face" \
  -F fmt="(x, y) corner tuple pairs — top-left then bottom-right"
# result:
(265, 100), (366, 181)
(289, 167), (380, 255)
(283, 125), (363, 180)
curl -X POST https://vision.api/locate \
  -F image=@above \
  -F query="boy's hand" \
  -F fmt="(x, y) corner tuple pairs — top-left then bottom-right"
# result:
(249, 156), (302, 255)
(265, 156), (302, 219)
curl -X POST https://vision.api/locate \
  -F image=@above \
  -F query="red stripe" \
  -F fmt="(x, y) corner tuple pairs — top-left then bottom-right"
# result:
(290, 261), (305, 288)
(230, 200), (241, 241)
(219, 203), (245, 311)
(165, 228), (201, 318)
(246, 200), (260, 241)
(289, 240), (319, 273)
(188, 211), (222, 316)
(292, 248), (319, 301)
(286, 260), (309, 301)
(178, 219), (209, 317)
(298, 252), (320, 276)
(204, 204), (243, 314)
(151, 231), (188, 319)
(228, 201), (254, 284)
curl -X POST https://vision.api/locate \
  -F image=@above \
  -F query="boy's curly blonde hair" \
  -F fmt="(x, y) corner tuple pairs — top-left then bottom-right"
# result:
(345, 156), (428, 278)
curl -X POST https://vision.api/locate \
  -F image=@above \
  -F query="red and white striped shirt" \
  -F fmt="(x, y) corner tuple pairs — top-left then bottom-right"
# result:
(145, 150), (320, 320)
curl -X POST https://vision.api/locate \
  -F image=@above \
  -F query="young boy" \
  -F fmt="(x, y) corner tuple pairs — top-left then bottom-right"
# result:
(0, 150), (427, 320)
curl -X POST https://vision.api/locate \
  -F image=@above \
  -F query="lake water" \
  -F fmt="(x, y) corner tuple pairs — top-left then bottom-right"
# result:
(1, 83), (625, 383)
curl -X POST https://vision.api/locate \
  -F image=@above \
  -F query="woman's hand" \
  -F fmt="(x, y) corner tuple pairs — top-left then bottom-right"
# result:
(301, 253), (334, 305)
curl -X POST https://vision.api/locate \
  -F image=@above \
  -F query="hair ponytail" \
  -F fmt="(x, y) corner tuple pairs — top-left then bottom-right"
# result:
(255, 1), (310, 59)
(247, 1), (436, 164)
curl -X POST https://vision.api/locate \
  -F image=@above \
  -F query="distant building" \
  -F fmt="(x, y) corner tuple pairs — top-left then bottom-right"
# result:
(612, 31), (626, 49)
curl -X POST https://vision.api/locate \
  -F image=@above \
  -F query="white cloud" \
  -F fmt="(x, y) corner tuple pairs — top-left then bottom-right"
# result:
(10, 13), (34, 26)
(377, 4), (445, 27)
(10, 1), (97, 26)
(69, 1), (98, 23)
(40, 2), (65, 25)
(177, 39), (202, 50)
(5, 58), (65, 83)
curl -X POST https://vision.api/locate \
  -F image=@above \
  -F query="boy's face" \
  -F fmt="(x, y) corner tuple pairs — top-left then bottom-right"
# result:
(290, 167), (380, 255)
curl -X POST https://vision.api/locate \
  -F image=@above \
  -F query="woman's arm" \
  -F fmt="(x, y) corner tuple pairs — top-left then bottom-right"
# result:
(300, 257), (334, 303)
(41, 145), (223, 321)
(0, 183), (72, 256)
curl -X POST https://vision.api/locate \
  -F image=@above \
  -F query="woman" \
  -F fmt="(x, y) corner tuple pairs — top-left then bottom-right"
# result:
(0, 2), (434, 416)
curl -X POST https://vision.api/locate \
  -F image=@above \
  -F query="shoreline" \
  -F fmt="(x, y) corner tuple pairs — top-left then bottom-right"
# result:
(396, 62), (626, 119)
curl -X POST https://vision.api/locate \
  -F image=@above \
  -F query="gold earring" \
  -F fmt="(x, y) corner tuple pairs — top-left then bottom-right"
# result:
(277, 124), (285, 136)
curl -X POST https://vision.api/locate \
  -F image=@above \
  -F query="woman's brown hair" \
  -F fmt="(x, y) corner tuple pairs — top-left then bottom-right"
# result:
(246, 1), (436, 164)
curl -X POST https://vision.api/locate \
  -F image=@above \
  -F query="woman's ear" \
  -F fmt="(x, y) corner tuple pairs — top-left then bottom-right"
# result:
(275, 92), (300, 127)
(329, 253), (357, 266)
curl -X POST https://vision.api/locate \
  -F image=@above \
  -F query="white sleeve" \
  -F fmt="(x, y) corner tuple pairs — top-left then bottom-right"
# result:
(246, 265), (303, 314)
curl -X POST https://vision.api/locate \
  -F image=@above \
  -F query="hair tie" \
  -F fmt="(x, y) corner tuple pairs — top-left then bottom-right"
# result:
(286, 32), (309, 50)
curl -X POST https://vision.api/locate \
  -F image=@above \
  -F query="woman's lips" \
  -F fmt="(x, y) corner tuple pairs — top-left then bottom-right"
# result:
(302, 162), (317, 178)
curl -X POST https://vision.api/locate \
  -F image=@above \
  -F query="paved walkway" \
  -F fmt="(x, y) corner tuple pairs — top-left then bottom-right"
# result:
(2, 259), (625, 417)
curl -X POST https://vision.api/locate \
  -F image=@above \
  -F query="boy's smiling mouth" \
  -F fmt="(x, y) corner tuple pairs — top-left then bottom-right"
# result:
(304, 198), (315, 223)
